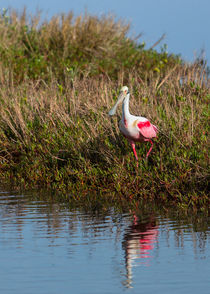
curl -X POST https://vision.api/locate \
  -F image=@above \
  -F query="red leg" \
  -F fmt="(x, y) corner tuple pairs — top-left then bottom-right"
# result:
(146, 139), (153, 158)
(130, 141), (138, 161)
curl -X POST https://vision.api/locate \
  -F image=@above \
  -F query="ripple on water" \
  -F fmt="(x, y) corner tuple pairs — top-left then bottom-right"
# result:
(0, 189), (209, 294)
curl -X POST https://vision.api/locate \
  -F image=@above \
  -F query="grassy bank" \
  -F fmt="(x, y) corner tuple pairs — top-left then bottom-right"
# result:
(0, 9), (209, 208)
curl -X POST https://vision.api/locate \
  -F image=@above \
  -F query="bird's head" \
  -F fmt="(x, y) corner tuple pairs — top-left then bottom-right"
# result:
(108, 86), (129, 116)
(120, 86), (129, 94)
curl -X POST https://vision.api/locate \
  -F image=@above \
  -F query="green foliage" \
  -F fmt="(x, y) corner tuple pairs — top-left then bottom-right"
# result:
(0, 9), (180, 83)
(0, 9), (209, 209)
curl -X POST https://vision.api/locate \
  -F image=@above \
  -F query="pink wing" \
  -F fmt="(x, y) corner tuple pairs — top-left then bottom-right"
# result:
(137, 120), (157, 138)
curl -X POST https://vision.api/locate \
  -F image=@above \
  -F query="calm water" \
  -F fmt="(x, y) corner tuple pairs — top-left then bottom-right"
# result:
(0, 190), (209, 294)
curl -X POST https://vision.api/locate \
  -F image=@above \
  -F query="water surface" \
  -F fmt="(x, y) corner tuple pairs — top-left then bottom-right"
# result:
(0, 190), (209, 294)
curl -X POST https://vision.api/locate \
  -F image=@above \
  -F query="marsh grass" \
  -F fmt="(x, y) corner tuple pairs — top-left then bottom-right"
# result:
(0, 9), (209, 208)
(0, 8), (179, 83)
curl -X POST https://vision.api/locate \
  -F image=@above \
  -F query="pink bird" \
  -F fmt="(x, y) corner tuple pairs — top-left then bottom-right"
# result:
(109, 86), (158, 163)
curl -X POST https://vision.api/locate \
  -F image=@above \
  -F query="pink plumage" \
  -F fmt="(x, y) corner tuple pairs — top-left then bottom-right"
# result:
(109, 86), (158, 164)
(137, 121), (157, 139)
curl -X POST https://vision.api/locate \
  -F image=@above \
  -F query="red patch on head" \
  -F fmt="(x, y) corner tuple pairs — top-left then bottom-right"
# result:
(137, 121), (151, 129)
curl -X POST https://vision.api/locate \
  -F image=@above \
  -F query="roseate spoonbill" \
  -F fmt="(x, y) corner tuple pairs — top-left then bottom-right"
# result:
(108, 86), (157, 163)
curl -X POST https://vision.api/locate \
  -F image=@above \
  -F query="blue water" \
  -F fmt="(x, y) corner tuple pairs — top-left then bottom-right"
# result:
(0, 190), (209, 294)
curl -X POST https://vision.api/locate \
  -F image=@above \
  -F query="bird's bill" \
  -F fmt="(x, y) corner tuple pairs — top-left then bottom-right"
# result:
(108, 92), (125, 116)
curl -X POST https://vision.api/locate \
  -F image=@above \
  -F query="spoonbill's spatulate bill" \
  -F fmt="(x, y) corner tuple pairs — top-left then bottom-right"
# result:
(109, 86), (158, 163)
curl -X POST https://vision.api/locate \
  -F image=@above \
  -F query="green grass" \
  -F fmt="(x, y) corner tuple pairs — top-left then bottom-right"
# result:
(0, 8), (180, 83)
(0, 9), (209, 209)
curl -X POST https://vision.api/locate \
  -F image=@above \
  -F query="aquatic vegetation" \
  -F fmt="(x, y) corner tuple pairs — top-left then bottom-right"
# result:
(0, 8), (179, 83)
(0, 9), (209, 209)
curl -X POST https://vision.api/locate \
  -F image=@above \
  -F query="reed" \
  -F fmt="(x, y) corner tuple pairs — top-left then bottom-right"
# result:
(0, 8), (179, 83)
(0, 9), (209, 208)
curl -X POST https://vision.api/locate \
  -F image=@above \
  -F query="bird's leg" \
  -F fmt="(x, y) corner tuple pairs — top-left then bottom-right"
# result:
(146, 139), (153, 158)
(130, 141), (138, 163)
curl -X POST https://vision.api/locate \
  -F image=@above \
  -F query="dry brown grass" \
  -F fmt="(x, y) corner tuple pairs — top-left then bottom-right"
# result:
(0, 63), (208, 158)
(0, 9), (209, 207)
(0, 8), (180, 84)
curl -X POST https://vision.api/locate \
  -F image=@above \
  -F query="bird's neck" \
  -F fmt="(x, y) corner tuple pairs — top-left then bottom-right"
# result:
(122, 94), (130, 121)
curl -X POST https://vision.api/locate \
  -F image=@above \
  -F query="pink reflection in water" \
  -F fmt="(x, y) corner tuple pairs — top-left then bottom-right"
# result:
(138, 227), (158, 258)
(122, 214), (158, 288)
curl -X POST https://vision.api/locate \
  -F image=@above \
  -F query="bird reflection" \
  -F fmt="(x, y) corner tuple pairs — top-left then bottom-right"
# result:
(122, 214), (158, 288)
